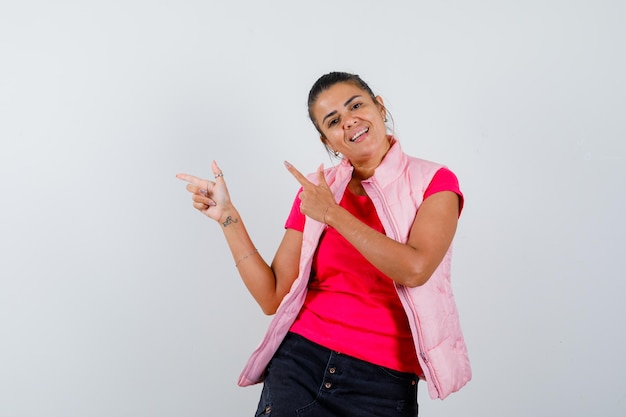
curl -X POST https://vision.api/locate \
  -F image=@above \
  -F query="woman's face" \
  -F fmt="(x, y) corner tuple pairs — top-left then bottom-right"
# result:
(311, 82), (389, 165)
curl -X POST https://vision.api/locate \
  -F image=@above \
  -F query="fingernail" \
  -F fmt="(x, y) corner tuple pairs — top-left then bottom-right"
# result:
(283, 160), (292, 168)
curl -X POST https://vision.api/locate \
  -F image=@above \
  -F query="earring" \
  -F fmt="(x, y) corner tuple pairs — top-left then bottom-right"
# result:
(333, 150), (340, 156)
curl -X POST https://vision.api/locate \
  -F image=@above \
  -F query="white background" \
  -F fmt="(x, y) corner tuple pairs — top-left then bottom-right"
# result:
(1, 1), (625, 416)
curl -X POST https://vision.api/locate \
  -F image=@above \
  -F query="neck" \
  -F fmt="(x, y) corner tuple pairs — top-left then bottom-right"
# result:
(351, 163), (378, 181)
(350, 136), (392, 180)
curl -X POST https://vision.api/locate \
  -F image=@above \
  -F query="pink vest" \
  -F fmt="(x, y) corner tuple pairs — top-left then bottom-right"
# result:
(238, 140), (471, 400)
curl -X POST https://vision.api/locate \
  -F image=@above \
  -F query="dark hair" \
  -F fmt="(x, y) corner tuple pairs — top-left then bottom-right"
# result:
(307, 72), (379, 136)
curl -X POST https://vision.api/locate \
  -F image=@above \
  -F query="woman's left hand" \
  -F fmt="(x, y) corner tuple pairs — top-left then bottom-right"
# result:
(284, 162), (337, 224)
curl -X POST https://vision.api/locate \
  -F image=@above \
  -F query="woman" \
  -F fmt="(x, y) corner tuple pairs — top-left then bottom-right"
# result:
(177, 72), (471, 416)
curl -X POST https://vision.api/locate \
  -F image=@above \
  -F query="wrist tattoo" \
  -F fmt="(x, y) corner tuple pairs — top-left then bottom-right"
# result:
(222, 216), (239, 228)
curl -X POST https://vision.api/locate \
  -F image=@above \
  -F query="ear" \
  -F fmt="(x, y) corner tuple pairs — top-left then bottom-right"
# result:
(375, 95), (387, 119)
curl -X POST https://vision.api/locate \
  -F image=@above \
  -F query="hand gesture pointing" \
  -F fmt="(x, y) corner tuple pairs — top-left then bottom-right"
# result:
(176, 160), (232, 222)
(284, 161), (337, 224)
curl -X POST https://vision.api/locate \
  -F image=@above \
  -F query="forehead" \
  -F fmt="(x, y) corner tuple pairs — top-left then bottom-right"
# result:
(312, 82), (370, 119)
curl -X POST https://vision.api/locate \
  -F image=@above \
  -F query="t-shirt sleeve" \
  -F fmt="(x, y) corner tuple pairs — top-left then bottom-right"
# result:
(424, 167), (464, 215)
(284, 187), (306, 231)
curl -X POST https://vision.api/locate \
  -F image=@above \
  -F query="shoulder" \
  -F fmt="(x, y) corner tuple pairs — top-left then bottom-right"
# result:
(405, 154), (446, 174)
(401, 155), (448, 193)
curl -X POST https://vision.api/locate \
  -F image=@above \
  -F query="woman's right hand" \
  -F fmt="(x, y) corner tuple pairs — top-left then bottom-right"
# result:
(176, 160), (232, 223)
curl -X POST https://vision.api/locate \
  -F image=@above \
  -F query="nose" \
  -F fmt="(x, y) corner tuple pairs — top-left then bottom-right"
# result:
(344, 117), (358, 129)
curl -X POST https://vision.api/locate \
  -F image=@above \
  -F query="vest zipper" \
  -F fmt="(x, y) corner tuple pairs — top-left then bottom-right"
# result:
(363, 179), (443, 399)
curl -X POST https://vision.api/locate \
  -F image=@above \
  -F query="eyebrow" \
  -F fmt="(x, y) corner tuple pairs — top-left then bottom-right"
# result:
(321, 95), (362, 124)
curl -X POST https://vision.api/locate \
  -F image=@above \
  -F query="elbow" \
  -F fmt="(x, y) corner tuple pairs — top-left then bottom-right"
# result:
(261, 305), (277, 316)
(403, 274), (430, 288)
(260, 299), (280, 316)
(402, 263), (436, 288)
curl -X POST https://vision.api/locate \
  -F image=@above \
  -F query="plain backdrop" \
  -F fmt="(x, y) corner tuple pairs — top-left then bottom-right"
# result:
(1, 1), (625, 416)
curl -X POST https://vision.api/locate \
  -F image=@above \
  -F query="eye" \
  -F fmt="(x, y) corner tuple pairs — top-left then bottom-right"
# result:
(328, 118), (339, 127)
(351, 102), (363, 110)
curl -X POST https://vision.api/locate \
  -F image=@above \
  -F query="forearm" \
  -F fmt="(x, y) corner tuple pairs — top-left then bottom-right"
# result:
(324, 206), (435, 287)
(217, 206), (282, 312)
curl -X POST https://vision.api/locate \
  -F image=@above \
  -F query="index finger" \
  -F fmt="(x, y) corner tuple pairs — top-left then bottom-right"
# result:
(284, 161), (313, 188)
(176, 173), (205, 186)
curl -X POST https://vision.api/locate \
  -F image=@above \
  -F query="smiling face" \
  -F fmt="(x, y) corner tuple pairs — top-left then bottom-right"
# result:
(311, 81), (390, 167)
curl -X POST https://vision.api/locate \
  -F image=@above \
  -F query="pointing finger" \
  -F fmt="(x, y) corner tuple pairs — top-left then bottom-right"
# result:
(284, 160), (313, 188)
(176, 173), (205, 186)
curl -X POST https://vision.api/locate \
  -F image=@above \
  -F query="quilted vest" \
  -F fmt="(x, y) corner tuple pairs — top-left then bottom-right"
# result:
(238, 139), (471, 399)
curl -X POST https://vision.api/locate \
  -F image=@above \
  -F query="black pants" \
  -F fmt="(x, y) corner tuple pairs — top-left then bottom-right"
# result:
(255, 332), (418, 417)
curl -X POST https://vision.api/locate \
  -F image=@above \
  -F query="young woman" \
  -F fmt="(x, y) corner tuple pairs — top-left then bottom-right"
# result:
(177, 72), (471, 416)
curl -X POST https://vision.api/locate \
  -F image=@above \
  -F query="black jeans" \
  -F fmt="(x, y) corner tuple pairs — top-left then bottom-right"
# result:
(255, 332), (418, 417)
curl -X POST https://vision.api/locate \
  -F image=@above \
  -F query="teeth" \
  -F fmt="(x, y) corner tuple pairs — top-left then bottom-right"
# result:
(350, 128), (368, 142)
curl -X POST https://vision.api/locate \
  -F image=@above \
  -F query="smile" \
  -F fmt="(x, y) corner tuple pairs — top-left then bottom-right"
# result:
(350, 128), (369, 142)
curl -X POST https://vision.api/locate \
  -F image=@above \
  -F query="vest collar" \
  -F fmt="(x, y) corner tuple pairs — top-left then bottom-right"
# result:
(336, 136), (407, 187)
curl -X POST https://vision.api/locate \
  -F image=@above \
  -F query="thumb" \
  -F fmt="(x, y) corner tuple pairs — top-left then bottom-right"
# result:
(317, 164), (328, 187)
(212, 160), (224, 181)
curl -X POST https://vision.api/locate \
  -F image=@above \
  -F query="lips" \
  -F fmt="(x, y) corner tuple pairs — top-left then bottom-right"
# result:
(349, 127), (369, 142)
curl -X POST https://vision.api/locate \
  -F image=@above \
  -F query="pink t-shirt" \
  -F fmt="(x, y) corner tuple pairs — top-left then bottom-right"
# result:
(286, 168), (463, 374)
